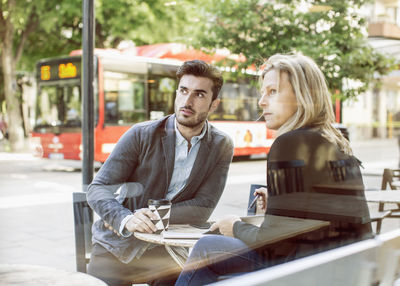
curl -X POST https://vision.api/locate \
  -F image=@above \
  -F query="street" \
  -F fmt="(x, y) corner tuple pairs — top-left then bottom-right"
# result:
(0, 138), (399, 272)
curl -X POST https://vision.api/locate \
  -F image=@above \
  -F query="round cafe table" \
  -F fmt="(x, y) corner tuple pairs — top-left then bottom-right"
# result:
(0, 264), (106, 286)
(134, 216), (329, 268)
(134, 224), (205, 268)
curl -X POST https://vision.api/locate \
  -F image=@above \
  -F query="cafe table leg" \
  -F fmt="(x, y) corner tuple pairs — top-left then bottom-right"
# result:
(164, 245), (189, 268)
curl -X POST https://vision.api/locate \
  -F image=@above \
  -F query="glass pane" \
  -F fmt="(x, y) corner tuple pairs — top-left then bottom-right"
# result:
(65, 86), (82, 127)
(238, 84), (260, 121)
(36, 86), (59, 127)
(104, 71), (146, 125)
(148, 76), (176, 120)
(35, 85), (82, 128)
(210, 82), (260, 122)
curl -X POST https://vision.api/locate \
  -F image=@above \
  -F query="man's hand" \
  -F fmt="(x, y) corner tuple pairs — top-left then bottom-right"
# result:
(209, 215), (241, 237)
(254, 187), (268, 214)
(125, 208), (158, 233)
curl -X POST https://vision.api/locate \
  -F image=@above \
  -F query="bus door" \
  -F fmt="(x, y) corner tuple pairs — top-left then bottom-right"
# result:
(98, 71), (147, 162)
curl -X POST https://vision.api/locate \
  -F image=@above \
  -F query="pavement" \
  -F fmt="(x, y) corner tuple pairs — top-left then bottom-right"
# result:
(0, 137), (399, 276)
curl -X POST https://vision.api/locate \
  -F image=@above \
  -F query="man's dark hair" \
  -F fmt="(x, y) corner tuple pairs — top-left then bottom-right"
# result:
(176, 60), (224, 101)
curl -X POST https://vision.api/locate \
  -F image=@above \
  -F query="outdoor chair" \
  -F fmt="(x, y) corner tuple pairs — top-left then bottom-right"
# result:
(72, 192), (93, 273)
(267, 160), (305, 196)
(250, 160), (328, 253)
(369, 209), (391, 235)
(72, 189), (139, 273)
(326, 160), (390, 234)
(378, 168), (400, 221)
(381, 169), (400, 191)
(247, 160), (310, 216)
(329, 158), (363, 183)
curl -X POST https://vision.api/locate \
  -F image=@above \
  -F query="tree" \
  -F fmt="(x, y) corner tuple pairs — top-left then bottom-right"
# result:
(1, 0), (36, 151)
(94, 0), (198, 48)
(0, 0), (196, 151)
(0, 0), (82, 151)
(192, 0), (396, 100)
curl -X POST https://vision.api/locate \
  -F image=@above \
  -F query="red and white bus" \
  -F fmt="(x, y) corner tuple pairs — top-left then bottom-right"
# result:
(31, 44), (275, 163)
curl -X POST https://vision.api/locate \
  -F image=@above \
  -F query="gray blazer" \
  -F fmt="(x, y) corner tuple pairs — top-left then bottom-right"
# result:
(87, 115), (234, 262)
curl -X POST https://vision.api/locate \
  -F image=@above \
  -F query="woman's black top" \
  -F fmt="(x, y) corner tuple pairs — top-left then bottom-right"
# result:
(233, 128), (372, 265)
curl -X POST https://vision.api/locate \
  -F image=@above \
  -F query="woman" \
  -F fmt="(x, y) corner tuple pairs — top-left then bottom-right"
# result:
(174, 54), (372, 286)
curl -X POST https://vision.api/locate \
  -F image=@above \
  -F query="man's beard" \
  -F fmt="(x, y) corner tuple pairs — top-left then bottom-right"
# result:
(176, 108), (208, 128)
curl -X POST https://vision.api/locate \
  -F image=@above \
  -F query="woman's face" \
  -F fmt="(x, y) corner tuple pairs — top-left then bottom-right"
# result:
(258, 69), (298, 130)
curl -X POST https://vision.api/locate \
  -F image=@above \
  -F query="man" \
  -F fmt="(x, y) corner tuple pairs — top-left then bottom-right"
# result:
(87, 60), (234, 285)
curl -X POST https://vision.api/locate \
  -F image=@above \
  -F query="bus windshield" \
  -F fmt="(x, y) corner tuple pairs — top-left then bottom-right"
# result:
(35, 84), (82, 131)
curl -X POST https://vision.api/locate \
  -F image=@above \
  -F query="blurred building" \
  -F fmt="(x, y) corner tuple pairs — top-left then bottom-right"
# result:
(343, 0), (400, 140)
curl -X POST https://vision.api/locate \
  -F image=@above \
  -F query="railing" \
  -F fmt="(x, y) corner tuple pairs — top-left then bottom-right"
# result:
(212, 229), (400, 286)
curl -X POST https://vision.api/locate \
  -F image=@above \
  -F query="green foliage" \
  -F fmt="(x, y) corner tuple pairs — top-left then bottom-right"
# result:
(9, 0), (198, 71)
(96, 0), (198, 47)
(192, 0), (397, 100)
(1, 0), (199, 110)
(1, 0), (397, 107)
(4, 0), (83, 71)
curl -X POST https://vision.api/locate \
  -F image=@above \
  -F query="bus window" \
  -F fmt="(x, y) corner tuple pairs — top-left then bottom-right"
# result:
(36, 86), (56, 127)
(148, 76), (176, 120)
(210, 82), (259, 121)
(238, 83), (260, 121)
(66, 86), (81, 126)
(211, 83), (235, 121)
(35, 85), (82, 130)
(104, 71), (146, 125)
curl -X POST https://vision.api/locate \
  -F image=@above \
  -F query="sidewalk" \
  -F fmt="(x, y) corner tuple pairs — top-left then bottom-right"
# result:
(351, 138), (399, 176)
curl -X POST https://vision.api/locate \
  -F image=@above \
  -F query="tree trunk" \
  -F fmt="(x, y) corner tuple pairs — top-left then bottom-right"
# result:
(1, 21), (25, 152)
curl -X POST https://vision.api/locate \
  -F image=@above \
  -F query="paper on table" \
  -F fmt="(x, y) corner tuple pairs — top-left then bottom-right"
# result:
(162, 223), (221, 238)
(162, 232), (205, 239)
(162, 216), (263, 239)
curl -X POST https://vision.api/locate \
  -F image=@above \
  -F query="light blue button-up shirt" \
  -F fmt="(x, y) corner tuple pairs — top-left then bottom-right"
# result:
(165, 119), (207, 200)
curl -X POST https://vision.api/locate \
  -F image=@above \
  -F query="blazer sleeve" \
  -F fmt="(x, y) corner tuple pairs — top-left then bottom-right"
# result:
(233, 217), (284, 250)
(233, 220), (261, 246)
(86, 126), (141, 232)
(169, 136), (234, 224)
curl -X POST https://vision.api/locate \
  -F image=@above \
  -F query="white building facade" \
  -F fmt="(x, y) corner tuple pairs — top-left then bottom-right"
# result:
(343, 0), (400, 140)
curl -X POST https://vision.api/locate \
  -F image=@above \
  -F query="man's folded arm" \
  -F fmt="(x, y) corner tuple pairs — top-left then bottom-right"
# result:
(87, 127), (140, 233)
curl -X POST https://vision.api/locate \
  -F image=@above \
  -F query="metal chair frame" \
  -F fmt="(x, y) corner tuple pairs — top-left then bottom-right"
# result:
(72, 192), (93, 273)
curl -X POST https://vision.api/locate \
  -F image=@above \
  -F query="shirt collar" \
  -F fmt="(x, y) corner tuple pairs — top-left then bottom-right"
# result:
(174, 119), (208, 145)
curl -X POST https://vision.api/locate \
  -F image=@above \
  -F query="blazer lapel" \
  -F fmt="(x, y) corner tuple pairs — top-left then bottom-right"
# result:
(162, 115), (176, 189)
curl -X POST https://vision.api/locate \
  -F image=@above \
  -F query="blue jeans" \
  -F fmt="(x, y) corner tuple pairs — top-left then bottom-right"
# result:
(175, 235), (265, 286)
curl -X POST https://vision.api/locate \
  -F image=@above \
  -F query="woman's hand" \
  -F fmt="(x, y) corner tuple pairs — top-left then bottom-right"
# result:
(209, 215), (241, 237)
(255, 187), (268, 214)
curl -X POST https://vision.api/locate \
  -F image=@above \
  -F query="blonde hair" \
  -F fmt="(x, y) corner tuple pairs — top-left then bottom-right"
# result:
(260, 54), (352, 155)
